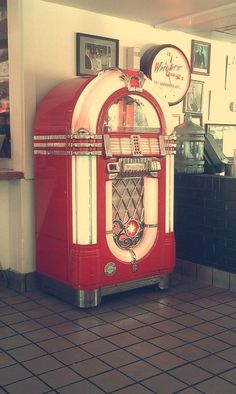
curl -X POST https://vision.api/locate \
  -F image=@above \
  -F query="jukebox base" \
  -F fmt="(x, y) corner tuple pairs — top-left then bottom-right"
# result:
(36, 273), (170, 308)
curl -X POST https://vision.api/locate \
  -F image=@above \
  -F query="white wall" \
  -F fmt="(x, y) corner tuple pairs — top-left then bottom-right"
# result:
(0, 0), (236, 275)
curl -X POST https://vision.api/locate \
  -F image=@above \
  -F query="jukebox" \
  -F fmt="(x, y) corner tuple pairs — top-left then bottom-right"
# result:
(34, 69), (176, 307)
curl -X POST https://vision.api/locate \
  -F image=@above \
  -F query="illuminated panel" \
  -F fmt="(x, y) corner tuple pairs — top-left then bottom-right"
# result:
(72, 156), (97, 244)
(165, 155), (174, 233)
(106, 177), (158, 262)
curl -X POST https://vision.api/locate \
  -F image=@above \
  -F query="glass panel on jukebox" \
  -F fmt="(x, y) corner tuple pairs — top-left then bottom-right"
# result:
(34, 69), (176, 307)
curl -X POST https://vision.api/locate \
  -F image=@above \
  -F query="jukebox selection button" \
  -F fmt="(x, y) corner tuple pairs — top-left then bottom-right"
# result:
(131, 135), (142, 156)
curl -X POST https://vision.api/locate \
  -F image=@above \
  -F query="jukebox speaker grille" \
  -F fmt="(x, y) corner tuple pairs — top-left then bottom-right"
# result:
(112, 178), (144, 249)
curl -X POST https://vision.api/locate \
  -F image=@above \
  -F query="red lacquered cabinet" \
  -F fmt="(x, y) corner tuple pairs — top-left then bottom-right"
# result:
(34, 69), (176, 307)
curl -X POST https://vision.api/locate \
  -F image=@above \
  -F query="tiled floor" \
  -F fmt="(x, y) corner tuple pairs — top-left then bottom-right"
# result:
(0, 274), (236, 394)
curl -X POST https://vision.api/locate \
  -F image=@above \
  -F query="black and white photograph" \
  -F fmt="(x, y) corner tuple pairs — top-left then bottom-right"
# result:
(76, 33), (119, 76)
(183, 80), (204, 113)
(191, 40), (211, 75)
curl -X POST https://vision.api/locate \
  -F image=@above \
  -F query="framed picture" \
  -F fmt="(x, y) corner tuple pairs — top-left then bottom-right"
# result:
(76, 33), (119, 76)
(191, 113), (203, 127)
(191, 40), (211, 76)
(205, 123), (236, 160)
(183, 80), (204, 113)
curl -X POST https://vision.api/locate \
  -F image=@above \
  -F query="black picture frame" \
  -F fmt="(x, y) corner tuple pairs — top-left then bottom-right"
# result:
(183, 80), (204, 113)
(76, 33), (119, 76)
(205, 123), (236, 160)
(191, 40), (211, 76)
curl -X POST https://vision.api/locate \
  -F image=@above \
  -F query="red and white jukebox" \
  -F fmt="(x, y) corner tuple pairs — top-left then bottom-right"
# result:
(34, 69), (176, 307)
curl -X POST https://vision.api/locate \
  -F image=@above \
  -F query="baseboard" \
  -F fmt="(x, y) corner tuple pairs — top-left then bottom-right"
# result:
(0, 269), (37, 292)
(176, 258), (236, 292)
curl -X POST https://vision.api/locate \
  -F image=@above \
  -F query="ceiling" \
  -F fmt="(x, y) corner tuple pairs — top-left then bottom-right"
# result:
(44, 0), (236, 43)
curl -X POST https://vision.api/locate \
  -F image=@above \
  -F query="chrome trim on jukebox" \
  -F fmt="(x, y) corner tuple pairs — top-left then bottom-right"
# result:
(75, 289), (101, 308)
(101, 275), (170, 295)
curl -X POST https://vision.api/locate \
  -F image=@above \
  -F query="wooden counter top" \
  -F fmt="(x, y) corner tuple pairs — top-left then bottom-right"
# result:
(0, 169), (24, 180)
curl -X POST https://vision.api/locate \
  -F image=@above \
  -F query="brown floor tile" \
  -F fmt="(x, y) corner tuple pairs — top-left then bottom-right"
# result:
(169, 363), (212, 385)
(89, 322), (123, 337)
(120, 305), (149, 317)
(23, 328), (57, 343)
(125, 341), (163, 358)
(195, 375), (236, 394)
(215, 330), (236, 345)
(65, 329), (99, 345)
(152, 320), (185, 333)
(192, 309), (223, 321)
(194, 337), (231, 353)
(220, 368), (236, 384)
(73, 315), (105, 328)
(174, 303), (202, 313)
(114, 383), (154, 393)
(113, 317), (145, 330)
(89, 369), (134, 392)
(156, 306), (185, 319)
(49, 321), (83, 335)
(194, 354), (235, 374)
(192, 298), (220, 308)
(10, 320), (43, 333)
(0, 312), (29, 325)
(81, 338), (119, 356)
(175, 388), (203, 393)
(23, 307), (52, 319)
(0, 364), (32, 386)
(146, 351), (186, 371)
(13, 300), (39, 312)
(193, 321), (226, 335)
(96, 310), (127, 322)
(130, 326), (162, 340)
(150, 334), (185, 350)
(134, 312), (165, 324)
(142, 372), (187, 393)
(38, 336), (74, 353)
(53, 346), (91, 365)
(0, 326), (17, 339)
(8, 343), (46, 362)
(172, 327), (207, 342)
(212, 316), (236, 329)
(216, 347), (236, 363)
(57, 379), (104, 393)
(23, 354), (63, 374)
(39, 366), (82, 389)
(119, 360), (161, 381)
(0, 335), (30, 351)
(4, 376), (50, 394)
(0, 352), (16, 368)
(173, 314), (204, 327)
(71, 357), (111, 377)
(35, 314), (67, 327)
(170, 343), (209, 361)
(107, 332), (142, 347)
(99, 348), (138, 367)
(210, 304), (236, 315)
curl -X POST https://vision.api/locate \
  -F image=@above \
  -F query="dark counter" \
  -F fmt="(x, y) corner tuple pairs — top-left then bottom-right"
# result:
(174, 173), (236, 274)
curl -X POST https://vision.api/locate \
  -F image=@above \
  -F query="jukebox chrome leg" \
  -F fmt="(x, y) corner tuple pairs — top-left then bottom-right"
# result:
(75, 289), (101, 308)
(158, 275), (170, 290)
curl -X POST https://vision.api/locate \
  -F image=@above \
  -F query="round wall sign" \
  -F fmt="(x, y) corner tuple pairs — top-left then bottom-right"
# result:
(141, 44), (191, 106)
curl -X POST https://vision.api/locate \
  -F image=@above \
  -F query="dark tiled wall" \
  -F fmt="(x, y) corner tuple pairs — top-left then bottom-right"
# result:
(174, 174), (236, 273)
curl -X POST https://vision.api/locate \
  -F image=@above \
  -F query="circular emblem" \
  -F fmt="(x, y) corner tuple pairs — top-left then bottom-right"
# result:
(141, 44), (191, 105)
(125, 219), (140, 238)
(104, 262), (117, 276)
